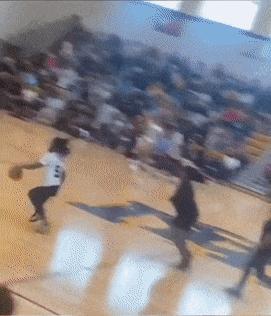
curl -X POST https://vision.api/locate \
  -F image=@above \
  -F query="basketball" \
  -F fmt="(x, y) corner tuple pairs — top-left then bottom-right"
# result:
(8, 166), (23, 181)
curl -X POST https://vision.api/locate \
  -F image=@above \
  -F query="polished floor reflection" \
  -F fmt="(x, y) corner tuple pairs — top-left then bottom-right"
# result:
(108, 253), (168, 314)
(0, 114), (271, 315)
(50, 229), (103, 290)
(178, 281), (232, 315)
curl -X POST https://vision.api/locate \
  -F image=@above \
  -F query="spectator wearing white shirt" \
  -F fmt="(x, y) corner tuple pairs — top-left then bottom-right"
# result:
(56, 64), (78, 101)
(60, 41), (74, 61)
(93, 102), (126, 148)
(154, 123), (184, 176)
(134, 117), (163, 164)
(36, 87), (65, 126)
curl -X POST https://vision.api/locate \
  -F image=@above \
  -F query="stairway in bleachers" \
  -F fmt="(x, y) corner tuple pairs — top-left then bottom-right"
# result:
(231, 133), (271, 197)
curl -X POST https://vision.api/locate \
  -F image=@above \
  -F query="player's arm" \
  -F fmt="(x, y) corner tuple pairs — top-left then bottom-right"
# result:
(18, 153), (51, 170)
(18, 162), (43, 170)
(61, 170), (66, 185)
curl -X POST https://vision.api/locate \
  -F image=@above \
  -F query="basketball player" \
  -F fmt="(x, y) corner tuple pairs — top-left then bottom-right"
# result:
(13, 137), (70, 228)
(170, 163), (206, 269)
(226, 218), (271, 297)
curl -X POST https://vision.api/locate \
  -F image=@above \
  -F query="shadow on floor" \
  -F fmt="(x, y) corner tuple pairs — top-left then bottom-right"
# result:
(68, 201), (172, 224)
(68, 200), (258, 271)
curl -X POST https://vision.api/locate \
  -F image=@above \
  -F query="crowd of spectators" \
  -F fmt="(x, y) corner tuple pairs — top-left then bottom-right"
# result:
(0, 22), (271, 181)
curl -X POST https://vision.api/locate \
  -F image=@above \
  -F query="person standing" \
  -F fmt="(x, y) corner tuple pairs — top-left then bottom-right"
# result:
(226, 218), (271, 297)
(170, 164), (206, 269)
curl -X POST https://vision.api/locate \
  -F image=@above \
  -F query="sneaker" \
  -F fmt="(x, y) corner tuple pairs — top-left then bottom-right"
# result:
(35, 220), (50, 234)
(29, 214), (41, 222)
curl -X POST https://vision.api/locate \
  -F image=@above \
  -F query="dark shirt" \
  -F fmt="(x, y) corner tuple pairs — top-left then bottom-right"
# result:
(170, 176), (198, 231)
(258, 219), (271, 251)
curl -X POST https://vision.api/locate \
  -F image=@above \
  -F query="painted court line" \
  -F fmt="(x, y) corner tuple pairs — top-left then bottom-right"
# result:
(10, 289), (60, 315)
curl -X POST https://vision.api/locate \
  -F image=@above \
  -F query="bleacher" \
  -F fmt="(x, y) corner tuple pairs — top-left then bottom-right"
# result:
(231, 132), (271, 197)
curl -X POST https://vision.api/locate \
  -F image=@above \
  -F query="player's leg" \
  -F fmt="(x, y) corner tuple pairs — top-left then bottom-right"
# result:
(226, 250), (258, 297)
(176, 231), (191, 269)
(28, 187), (44, 221)
(236, 260), (254, 290)
(28, 186), (54, 222)
(255, 251), (270, 282)
(171, 224), (191, 270)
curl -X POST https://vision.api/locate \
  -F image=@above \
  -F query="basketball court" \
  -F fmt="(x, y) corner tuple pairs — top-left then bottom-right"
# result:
(0, 113), (271, 315)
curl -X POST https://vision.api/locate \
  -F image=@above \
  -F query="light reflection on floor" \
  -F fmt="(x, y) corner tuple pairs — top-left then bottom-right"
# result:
(50, 229), (103, 289)
(107, 253), (168, 314)
(178, 281), (233, 315)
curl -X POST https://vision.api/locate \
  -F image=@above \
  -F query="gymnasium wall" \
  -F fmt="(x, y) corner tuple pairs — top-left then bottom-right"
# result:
(0, 1), (271, 85)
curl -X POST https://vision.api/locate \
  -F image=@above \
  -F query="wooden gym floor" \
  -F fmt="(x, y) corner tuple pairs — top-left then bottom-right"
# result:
(0, 113), (271, 315)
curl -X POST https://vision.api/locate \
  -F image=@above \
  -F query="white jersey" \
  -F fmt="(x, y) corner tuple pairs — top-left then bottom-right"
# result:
(40, 152), (66, 187)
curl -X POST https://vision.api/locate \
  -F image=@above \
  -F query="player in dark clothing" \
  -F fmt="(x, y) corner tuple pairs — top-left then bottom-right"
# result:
(226, 219), (271, 297)
(170, 165), (206, 269)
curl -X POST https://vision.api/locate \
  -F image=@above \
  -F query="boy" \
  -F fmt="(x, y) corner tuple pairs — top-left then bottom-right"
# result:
(11, 137), (70, 229)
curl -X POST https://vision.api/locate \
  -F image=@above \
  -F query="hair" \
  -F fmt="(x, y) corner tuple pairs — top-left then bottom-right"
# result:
(49, 137), (70, 156)
(0, 286), (14, 315)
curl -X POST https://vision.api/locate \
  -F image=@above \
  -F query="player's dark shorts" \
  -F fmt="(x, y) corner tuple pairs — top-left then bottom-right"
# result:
(28, 186), (60, 208)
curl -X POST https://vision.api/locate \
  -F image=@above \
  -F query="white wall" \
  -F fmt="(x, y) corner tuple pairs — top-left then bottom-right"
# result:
(0, 1), (119, 39)
(0, 1), (270, 85)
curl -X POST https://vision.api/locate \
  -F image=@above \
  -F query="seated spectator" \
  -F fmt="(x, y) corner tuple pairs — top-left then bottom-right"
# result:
(154, 122), (184, 175)
(77, 44), (105, 75)
(19, 61), (39, 88)
(120, 115), (145, 158)
(0, 57), (17, 75)
(14, 84), (43, 119)
(205, 125), (232, 152)
(103, 34), (124, 74)
(59, 40), (74, 62)
(46, 52), (59, 74)
(22, 85), (39, 103)
(92, 80), (114, 104)
(192, 107), (209, 125)
(36, 87), (65, 125)
(134, 116), (163, 164)
(170, 75), (187, 108)
(222, 105), (244, 127)
(222, 153), (241, 178)
(0, 72), (23, 112)
(115, 88), (151, 118)
(223, 154), (241, 171)
(72, 76), (89, 102)
(55, 63), (78, 101)
(93, 102), (119, 130)
(0, 72), (22, 97)
(30, 53), (50, 85)
(92, 102), (127, 148)
(56, 63), (78, 89)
